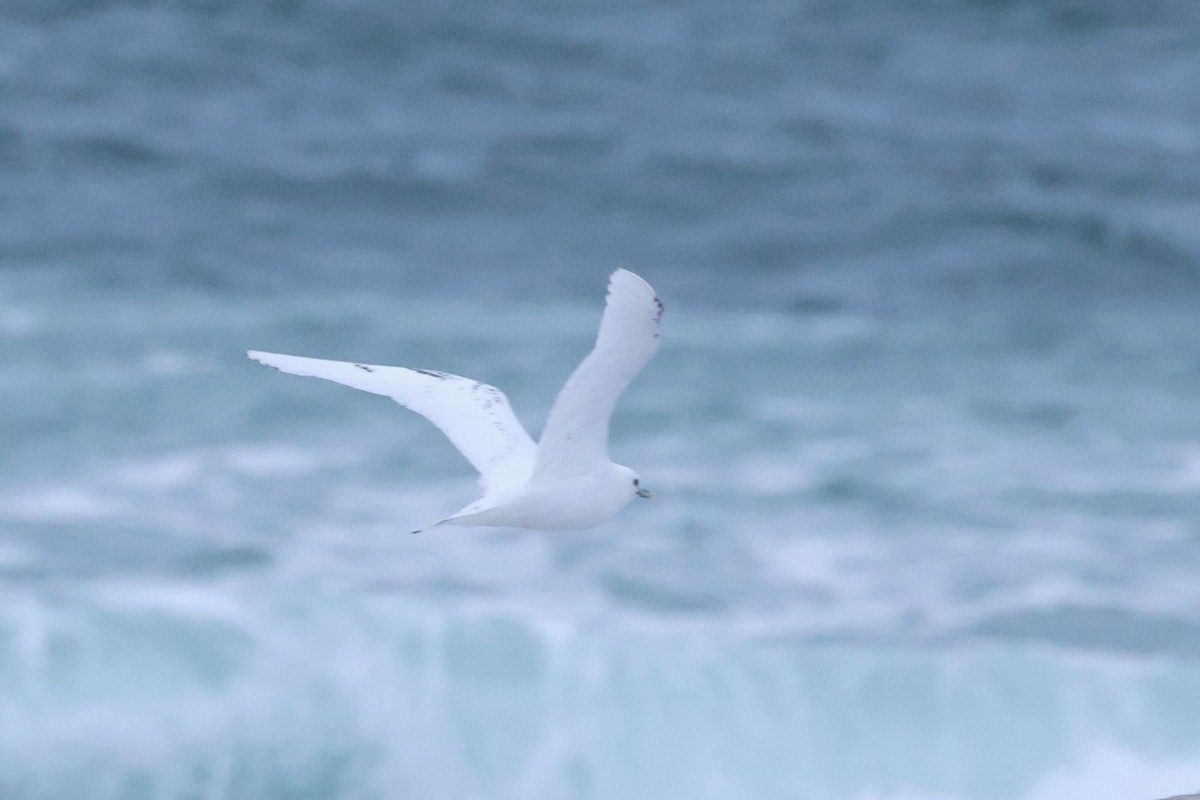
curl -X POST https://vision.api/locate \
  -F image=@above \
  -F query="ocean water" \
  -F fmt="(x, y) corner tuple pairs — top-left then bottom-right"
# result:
(3, 1), (1200, 798)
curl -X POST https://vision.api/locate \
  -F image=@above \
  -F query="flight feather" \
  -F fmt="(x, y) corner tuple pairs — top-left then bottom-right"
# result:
(246, 350), (536, 494)
(533, 269), (663, 479)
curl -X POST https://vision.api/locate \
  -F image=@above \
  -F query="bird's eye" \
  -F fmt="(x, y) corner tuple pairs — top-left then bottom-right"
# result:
(633, 478), (639, 487)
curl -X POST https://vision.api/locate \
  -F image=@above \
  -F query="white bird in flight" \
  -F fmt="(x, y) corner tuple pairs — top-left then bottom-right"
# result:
(248, 269), (663, 533)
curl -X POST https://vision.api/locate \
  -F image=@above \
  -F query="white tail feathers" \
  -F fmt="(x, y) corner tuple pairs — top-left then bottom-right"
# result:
(410, 518), (449, 535)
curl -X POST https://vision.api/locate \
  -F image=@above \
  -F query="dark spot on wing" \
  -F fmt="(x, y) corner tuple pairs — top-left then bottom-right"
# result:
(353, 364), (375, 373)
(470, 385), (516, 433)
(414, 368), (450, 379)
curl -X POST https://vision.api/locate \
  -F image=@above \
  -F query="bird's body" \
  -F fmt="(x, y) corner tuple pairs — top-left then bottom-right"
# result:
(248, 269), (662, 532)
(437, 465), (644, 531)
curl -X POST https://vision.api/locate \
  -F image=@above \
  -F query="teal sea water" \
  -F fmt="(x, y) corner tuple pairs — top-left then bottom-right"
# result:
(3, 1), (1200, 798)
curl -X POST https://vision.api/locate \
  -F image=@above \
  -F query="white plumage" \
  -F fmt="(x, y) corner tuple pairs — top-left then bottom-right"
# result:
(248, 269), (662, 532)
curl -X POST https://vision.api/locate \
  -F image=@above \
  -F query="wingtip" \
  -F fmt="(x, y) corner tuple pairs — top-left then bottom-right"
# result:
(607, 269), (663, 322)
(611, 267), (651, 287)
(609, 269), (658, 299)
(247, 350), (282, 368)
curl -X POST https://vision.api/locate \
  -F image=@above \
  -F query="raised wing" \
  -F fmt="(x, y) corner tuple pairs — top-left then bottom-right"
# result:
(533, 269), (662, 480)
(247, 351), (536, 495)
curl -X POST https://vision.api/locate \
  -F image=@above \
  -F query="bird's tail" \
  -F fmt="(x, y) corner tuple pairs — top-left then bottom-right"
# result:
(412, 495), (501, 533)
(410, 517), (450, 535)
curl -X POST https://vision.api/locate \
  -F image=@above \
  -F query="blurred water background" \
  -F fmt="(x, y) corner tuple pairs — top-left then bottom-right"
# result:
(3, 1), (1200, 798)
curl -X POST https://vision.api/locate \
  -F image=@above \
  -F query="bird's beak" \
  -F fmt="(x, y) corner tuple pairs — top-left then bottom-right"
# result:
(636, 488), (654, 499)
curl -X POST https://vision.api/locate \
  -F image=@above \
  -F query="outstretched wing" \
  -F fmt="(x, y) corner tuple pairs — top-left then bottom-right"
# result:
(533, 269), (663, 480)
(247, 351), (536, 495)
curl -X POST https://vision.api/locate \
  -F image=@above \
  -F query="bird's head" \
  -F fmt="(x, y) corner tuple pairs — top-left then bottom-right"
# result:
(615, 464), (653, 499)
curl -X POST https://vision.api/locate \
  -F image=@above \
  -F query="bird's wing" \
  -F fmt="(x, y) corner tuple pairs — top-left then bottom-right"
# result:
(533, 269), (663, 480)
(247, 351), (536, 495)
